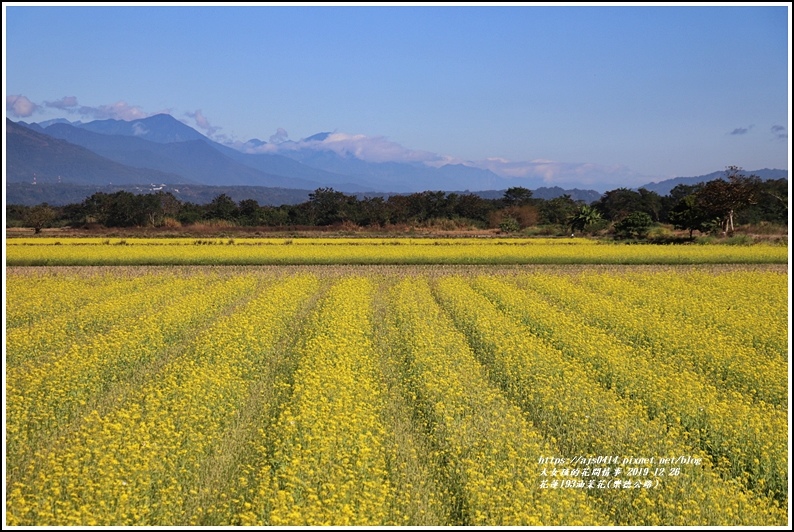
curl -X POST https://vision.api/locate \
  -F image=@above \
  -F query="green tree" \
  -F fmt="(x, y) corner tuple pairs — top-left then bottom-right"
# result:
(595, 188), (645, 221)
(613, 211), (654, 239)
(102, 191), (148, 227)
(140, 193), (166, 227)
(502, 186), (533, 206)
(569, 205), (603, 235)
(696, 166), (761, 233)
(5, 204), (29, 227)
(499, 216), (521, 233)
(539, 194), (578, 226)
(82, 192), (113, 225)
(24, 204), (57, 234)
(668, 194), (710, 238)
(177, 202), (204, 225)
(661, 183), (703, 223)
(206, 194), (239, 221)
(238, 199), (264, 226)
(306, 188), (355, 226)
(637, 188), (663, 222)
(406, 191), (449, 222)
(356, 196), (389, 227)
(156, 191), (182, 222)
(452, 193), (492, 224)
(755, 178), (788, 225)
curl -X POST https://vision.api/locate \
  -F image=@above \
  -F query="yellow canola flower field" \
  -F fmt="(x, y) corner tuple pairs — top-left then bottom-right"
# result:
(7, 237), (592, 246)
(435, 276), (786, 525)
(5, 237), (787, 265)
(6, 272), (318, 526)
(265, 277), (397, 526)
(5, 264), (788, 526)
(387, 278), (609, 525)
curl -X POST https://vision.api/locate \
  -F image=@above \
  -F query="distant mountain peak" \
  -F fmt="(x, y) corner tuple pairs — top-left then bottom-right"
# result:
(639, 168), (788, 195)
(73, 113), (208, 144)
(37, 118), (77, 128)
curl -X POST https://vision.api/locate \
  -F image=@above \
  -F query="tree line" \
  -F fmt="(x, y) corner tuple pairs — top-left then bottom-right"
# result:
(7, 167), (787, 238)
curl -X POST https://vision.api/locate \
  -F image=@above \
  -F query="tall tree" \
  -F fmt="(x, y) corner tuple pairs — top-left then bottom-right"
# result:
(24, 204), (56, 234)
(206, 194), (239, 221)
(502, 186), (533, 206)
(595, 188), (645, 222)
(306, 188), (355, 226)
(637, 188), (663, 222)
(668, 194), (710, 238)
(238, 198), (263, 226)
(540, 194), (578, 226)
(696, 166), (761, 232)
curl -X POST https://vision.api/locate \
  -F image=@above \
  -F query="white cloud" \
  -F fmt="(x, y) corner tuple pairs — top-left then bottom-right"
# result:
(241, 130), (648, 189)
(474, 157), (646, 188)
(185, 109), (221, 137)
(271, 132), (445, 164)
(23, 96), (158, 122)
(44, 96), (79, 110)
(132, 122), (149, 136)
(6, 94), (39, 117)
(422, 154), (467, 168)
(269, 128), (289, 144)
(77, 100), (149, 121)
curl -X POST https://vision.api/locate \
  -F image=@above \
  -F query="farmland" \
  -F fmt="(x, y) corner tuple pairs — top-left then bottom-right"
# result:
(4, 250), (789, 525)
(5, 236), (789, 265)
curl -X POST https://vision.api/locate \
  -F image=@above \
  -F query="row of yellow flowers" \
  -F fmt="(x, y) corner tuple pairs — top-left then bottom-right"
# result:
(575, 270), (788, 365)
(5, 267), (788, 525)
(387, 278), (608, 525)
(6, 239), (787, 265)
(6, 273), (185, 368)
(434, 276), (786, 525)
(6, 273), (319, 525)
(7, 237), (593, 246)
(518, 272), (788, 408)
(6, 271), (140, 328)
(261, 277), (397, 525)
(466, 274), (787, 508)
(6, 274), (252, 472)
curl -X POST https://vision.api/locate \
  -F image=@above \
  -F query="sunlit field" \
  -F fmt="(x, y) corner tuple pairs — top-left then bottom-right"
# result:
(5, 263), (788, 526)
(5, 237), (788, 265)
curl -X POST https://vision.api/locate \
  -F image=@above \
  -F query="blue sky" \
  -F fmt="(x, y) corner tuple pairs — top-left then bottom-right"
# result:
(4, 3), (791, 189)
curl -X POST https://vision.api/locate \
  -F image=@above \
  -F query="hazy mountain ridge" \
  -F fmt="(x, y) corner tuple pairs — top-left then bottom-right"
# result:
(639, 169), (789, 195)
(5, 119), (185, 186)
(7, 115), (579, 195)
(41, 122), (323, 189)
(35, 114), (544, 192)
(6, 115), (786, 208)
(74, 114), (208, 144)
(39, 117), (379, 192)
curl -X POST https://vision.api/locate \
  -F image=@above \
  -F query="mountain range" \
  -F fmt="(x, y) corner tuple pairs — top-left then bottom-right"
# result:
(5, 114), (788, 206)
(637, 169), (789, 196)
